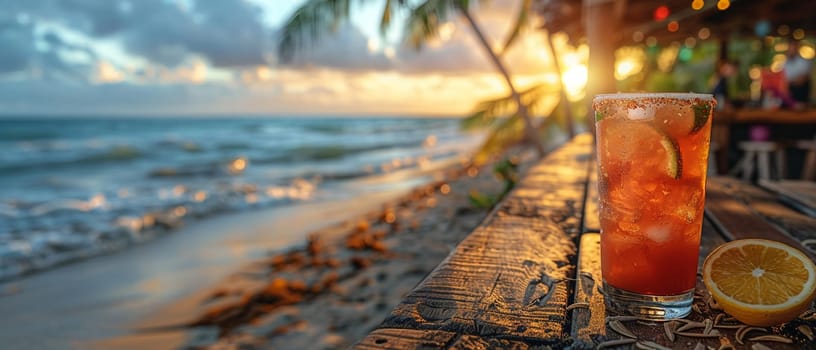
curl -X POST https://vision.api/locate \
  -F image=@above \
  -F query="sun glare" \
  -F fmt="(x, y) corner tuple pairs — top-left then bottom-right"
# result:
(561, 64), (587, 100)
(615, 60), (637, 80)
(615, 47), (645, 80)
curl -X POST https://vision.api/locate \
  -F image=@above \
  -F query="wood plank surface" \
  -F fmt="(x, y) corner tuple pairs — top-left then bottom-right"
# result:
(446, 335), (535, 349)
(583, 162), (600, 233)
(759, 179), (816, 218)
(729, 179), (816, 244)
(356, 329), (457, 349)
(569, 233), (605, 349)
(706, 177), (816, 261)
(355, 134), (594, 348)
(357, 137), (816, 350)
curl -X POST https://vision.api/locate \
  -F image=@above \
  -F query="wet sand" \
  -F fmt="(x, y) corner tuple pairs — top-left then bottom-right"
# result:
(143, 159), (519, 350)
(0, 190), (407, 350)
(0, 150), (523, 350)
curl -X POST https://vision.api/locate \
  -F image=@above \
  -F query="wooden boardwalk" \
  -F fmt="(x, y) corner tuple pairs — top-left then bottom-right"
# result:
(356, 134), (816, 349)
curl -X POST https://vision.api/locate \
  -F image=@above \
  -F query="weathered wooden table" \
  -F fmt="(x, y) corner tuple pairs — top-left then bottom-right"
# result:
(355, 134), (816, 349)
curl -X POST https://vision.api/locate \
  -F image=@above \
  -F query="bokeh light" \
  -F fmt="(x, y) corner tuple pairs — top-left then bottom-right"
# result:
(698, 28), (711, 40)
(654, 6), (670, 21)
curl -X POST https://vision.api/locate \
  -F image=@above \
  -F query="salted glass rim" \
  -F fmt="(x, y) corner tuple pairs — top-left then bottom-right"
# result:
(594, 92), (714, 102)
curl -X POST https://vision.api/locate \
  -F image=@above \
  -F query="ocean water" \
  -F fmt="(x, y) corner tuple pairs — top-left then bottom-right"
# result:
(0, 117), (482, 280)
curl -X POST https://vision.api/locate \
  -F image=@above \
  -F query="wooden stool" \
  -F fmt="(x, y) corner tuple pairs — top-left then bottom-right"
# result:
(729, 141), (787, 180)
(798, 139), (816, 181)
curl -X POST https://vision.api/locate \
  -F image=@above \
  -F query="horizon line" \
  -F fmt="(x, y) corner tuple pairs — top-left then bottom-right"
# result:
(0, 112), (466, 120)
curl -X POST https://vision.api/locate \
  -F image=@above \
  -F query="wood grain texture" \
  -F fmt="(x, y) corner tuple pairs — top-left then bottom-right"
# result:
(583, 163), (600, 233)
(355, 329), (457, 349)
(732, 179), (816, 244)
(759, 179), (816, 218)
(446, 335), (532, 350)
(569, 233), (605, 349)
(359, 134), (594, 349)
(698, 219), (727, 271)
(706, 177), (816, 261)
(355, 137), (816, 350)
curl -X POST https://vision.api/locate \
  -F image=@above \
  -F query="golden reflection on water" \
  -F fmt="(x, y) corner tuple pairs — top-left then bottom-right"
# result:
(173, 206), (187, 217)
(172, 185), (187, 197)
(193, 191), (207, 202)
(228, 157), (247, 174)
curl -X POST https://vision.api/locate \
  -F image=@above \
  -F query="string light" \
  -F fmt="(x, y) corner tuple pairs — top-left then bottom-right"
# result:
(793, 29), (805, 40)
(716, 0), (730, 10)
(668, 21), (680, 33)
(698, 27), (711, 40)
(654, 6), (670, 21)
(778, 25), (790, 36)
(685, 37), (697, 48)
(800, 45), (815, 60)
(691, 0), (704, 10)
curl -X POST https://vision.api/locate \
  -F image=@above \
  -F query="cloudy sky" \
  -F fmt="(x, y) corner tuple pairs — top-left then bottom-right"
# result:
(0, 0), (583, 116)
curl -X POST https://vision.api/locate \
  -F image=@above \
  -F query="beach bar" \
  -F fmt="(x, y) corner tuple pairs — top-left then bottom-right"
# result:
(356, 133), (816, 349)
(355, 0), (816, 348)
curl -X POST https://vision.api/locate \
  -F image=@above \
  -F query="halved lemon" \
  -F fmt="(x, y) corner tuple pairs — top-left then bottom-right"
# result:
(702, 239), (816, 326)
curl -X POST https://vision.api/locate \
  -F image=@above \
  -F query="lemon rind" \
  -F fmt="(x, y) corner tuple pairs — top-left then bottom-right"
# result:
(703, 239), (816, 311)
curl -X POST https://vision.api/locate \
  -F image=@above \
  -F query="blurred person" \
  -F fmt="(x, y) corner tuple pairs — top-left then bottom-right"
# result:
(760, 68), (798, 109)
(712, 59), (737, 110)
(784, 40), (813, 106)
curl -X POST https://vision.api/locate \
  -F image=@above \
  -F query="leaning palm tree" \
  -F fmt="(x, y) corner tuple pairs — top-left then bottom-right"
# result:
(277, 0), (547, 157)
(461, 0), (577, 148)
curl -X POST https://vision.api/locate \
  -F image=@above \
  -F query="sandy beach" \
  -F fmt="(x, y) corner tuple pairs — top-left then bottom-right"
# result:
(109, 156), (517, 350)
(0, 187), (411, 350)
(0, 148), (522, 350)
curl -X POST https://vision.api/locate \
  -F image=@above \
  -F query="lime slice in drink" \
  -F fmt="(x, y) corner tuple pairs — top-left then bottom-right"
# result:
(657, 128), (682, 179)
(691, 102), (712, 134)
(601, 119), (682, 179)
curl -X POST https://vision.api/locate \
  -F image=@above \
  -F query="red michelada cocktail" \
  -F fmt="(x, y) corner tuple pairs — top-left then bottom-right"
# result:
(593, 93), (715, 319)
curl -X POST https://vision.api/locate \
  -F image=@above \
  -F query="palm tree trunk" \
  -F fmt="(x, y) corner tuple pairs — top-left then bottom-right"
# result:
(545, 32), (576, 138)
(585, 0), (620, 135)
(455, 3), (546, 157)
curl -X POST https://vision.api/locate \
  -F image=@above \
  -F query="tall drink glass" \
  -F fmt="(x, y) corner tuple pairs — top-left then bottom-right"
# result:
(593, 93), (716, 319)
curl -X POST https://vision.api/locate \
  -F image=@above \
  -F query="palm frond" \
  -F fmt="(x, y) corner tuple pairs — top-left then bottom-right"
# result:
(404, 0), (457, 50)
(461, 83), (558, 131)
(277, 0), (353, 63)
(497, 0), (531, 57)
(472, 115), (525, 166)
(380, 0), (393, 35)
